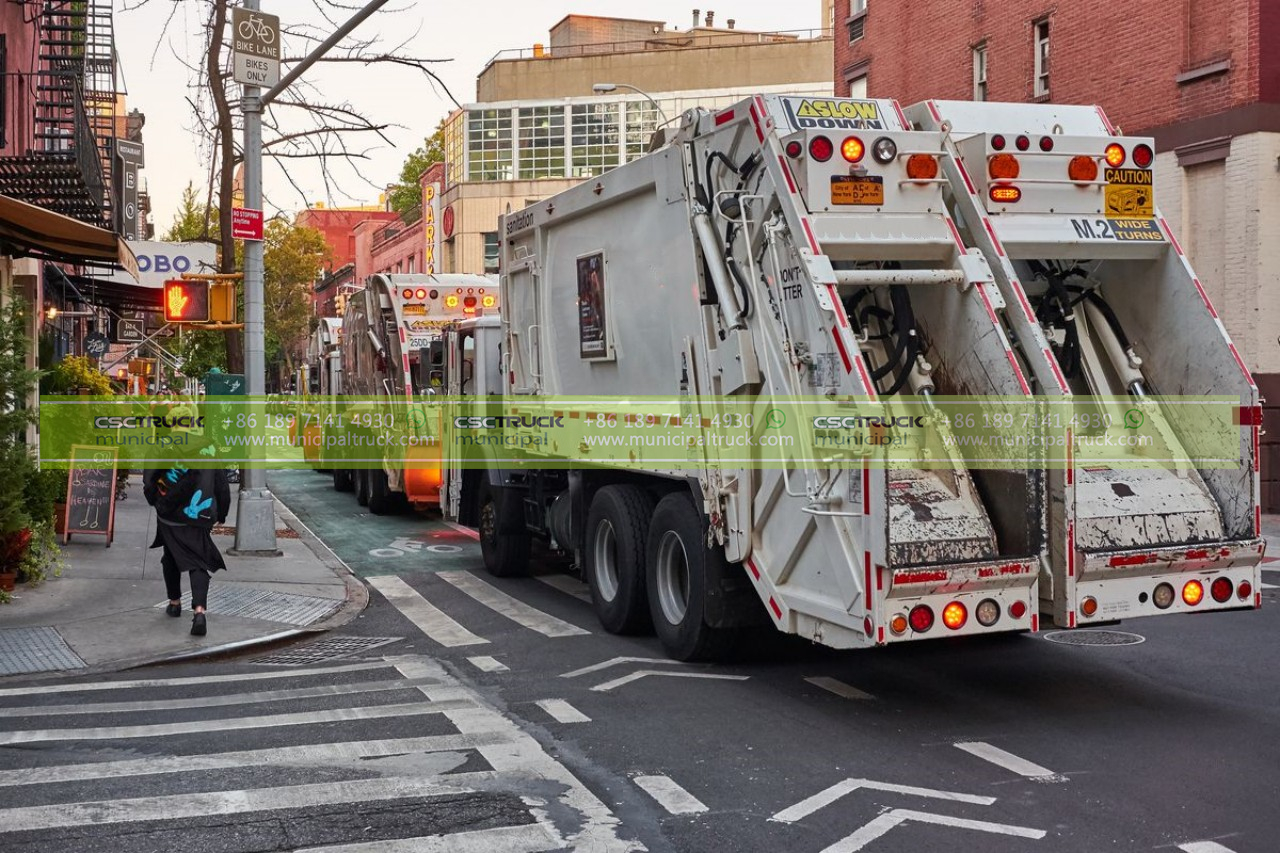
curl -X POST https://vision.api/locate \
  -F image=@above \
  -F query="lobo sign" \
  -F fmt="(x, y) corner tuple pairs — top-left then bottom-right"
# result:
(231, 8), (281, 87)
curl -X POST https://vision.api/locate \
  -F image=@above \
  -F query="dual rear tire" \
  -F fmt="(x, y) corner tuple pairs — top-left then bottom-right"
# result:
(584, 487), (741, 661)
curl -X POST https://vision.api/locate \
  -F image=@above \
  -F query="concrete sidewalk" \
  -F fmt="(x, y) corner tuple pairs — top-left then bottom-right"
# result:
(0, 475), (366, 679)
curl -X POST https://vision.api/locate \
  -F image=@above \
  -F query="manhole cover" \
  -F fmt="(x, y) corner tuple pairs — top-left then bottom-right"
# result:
(1043, 629), (1145, 647)
(252, 636), (404, 666)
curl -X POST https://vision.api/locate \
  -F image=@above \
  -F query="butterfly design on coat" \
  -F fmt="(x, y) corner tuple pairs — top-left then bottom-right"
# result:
(184, 489), (214, 520)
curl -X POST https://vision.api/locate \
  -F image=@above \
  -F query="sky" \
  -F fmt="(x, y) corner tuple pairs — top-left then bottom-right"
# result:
(114, 1), (824, 231)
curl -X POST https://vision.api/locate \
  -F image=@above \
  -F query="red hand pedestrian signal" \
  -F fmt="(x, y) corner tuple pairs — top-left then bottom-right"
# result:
(163, 280), (210, 323)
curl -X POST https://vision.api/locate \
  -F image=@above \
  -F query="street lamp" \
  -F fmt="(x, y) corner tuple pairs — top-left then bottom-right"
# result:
(592, 82), (670, 125)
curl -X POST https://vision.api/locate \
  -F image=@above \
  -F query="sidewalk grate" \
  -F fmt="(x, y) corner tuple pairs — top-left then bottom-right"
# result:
(157, 587), (343, 627)
(0, 627), (86, 676)
(1042, 629), (1145, 647)
(250, 636), (404, 666)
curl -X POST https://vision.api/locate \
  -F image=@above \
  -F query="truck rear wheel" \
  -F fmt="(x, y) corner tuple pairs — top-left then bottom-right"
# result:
(367, 468), (400, 515)
(646, 493), (739, 662)
(333, 469), (354, 492)
(478, 484), (531, 577)
(585, 485), (654, 635)
(355, 469), (370, 506)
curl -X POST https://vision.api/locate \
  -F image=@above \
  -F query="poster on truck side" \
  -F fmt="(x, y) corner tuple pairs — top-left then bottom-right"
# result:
(577, 252), (609, 359)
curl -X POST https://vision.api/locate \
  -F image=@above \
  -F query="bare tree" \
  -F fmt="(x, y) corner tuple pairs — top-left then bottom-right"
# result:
(124, 0), (458, 372)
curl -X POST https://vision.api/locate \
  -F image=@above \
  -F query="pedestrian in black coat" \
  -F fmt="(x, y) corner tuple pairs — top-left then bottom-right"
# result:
(144, 434), (231, 637)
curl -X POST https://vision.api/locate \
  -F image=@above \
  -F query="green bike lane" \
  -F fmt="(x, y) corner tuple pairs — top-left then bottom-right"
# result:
(267, 469), (481, 577)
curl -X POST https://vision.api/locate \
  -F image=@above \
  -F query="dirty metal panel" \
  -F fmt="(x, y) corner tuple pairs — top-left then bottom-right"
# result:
(250, 636), (404, 666)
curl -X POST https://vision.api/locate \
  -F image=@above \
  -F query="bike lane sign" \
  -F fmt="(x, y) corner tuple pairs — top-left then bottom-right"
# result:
(231, 8), (280, 87)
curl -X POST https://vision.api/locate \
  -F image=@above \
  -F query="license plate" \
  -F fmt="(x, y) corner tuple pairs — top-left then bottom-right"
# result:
(402, 303), (427, 315)
(830, 175), (884, 205)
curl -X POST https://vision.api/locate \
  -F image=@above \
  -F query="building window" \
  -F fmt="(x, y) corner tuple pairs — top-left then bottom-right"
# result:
(973, 43), (988, 101)
(848, 0), (867, 42)
(1034, 19), (1050, 97)
(443, 111), (465, 187)
(0, 36), (7, 149)
(467, 109), (513, 181)
(624, 101), (660, 161)
(570, 103), (620, 178)
(517, 105), (566, 179)
(483, 232), (500, 273)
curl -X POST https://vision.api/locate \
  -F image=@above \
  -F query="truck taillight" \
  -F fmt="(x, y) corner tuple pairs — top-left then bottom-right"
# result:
(871, 137), (897, 164)
(809, 136), (834, 162)
(1182, 579), (1204, 606)
(464, 296), (477, 309)
(991, 134), (1007, 151)
(1237, 580), (1252, 601)
(428, 289), (439, 300)
(1068, 156), (1098, 182)
(1132, 143), (1154, 168)
(1080, 596), (1098, 617)
(990, 185), (1021, 204)
(415, 289), (427, 300)
(908, 604), (934, 633)
(1009, 600), (1027, 620)
(785, 140), (803, 158)
(1104, 143), (1126, 167)
(841, 136), (865, 163)
(906, 155), (938, 180)
(890, 614), (909, 635)
(988, 153), (1020, 180)
(1015, 134), (1030, 152)
(1210, 577), (1233, 603)
(445, 295), (459, 308)
(1153, 582), (1175, 609)
(1039, 136), (1055, 152)
(482, 295), (496, 308)
(942, 601), (967, 630)
(401, 288), (413, 299)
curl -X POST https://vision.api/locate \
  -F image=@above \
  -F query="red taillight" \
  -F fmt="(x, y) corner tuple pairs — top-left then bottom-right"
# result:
(1009, 600), (1027, 620)
(989, 153), (1020, 180)
(841, 136), (865, 163)
(810, 136), (834, 162)
(1039, 136), (1055, 152)
(785, 140), (803, 158)
(990, 185), (1021, 204)
(1132, 143), (1154, 168)
(1237, 580), (1253, 601)
(1105, 143), (1126, 167)
(464, 296), (477, 308)
(942, 601), (968, 630)
(415, 288), (427, 300)
(428, 289), (439, 300)
(908, 604), (935, 633)
(1068, 156), (1099, 182)
(1210, 577), (1233, 603)
(1182, 579), (1205, 606)
(401, 289), (413, 299)
(991, 134), (1006, 151)
(1015, 134), (1030, 151)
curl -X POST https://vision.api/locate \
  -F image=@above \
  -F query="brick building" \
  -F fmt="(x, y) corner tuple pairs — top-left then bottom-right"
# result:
(834, 0), (1280, 509)
(296, 205), (398, 313)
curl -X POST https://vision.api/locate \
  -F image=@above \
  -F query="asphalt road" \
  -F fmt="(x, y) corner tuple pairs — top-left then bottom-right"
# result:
(1, 468), (1276, 853)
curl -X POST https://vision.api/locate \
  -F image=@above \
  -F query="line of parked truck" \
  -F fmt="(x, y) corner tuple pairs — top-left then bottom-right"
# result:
(290, 96), (1263, 661)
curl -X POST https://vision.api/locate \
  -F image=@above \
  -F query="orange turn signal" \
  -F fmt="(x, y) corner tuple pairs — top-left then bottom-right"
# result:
(942, 601), (968, 630)
(1104, 143), (1126, 167)
(1182, 579), (1204, 606)
(989, 185), (1021, 204)
(988, 153), (1020, 180)
(841, 136), (865, 163)
(1068, 155), (1099, 182)
(906, 154), (939, 180)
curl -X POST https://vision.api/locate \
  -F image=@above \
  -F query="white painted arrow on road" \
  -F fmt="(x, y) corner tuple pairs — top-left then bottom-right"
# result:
(822, 808), (1045, 853)
(560, 656), (689, 678)
(591, 670), (749, 692)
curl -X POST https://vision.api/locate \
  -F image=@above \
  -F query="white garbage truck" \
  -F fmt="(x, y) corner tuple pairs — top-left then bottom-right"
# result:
(445, 95), (1051, 660)
(333, 272), (499, 513)
(905, 99), (1263, 627)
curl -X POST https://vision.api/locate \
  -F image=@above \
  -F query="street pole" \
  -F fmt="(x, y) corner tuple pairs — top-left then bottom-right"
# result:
(233, 0), (391, 555)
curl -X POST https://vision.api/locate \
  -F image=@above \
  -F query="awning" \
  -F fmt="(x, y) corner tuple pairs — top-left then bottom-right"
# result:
(0, 193), (138, 281)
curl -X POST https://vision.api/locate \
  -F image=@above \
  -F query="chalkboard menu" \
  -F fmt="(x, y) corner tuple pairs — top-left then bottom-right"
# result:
(64, 445), (118, 546)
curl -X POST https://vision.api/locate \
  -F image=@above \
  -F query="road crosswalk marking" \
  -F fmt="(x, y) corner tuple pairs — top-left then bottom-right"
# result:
(369, 575), (489, 647)
(805, 676), (875, 700)
(633, 775), (708, 815)
(0, 699), (472, 745)
(1, 676), (441, 717)
(293, 822), (565, 853)
(438, 571), (591, 637)
(535, 573), (593, 602)
(467, 655), (509, 672)
(535, 699), (591, 723)
(954, 741), (1066, 782)
(1178, 842), (1239, 853)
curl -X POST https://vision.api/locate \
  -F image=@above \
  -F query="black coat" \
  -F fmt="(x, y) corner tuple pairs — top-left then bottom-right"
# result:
(145, 464), (231, 574)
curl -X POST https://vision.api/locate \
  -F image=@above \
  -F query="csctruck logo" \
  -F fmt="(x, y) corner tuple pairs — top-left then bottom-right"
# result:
(94, 415), (205, 429)
(812, 415), (925, 429)
(453, 415), (564, 429)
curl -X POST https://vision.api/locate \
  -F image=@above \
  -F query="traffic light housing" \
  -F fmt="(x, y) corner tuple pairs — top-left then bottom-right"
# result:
(163, 279), (210, 323)
(210, 281), (236, 323)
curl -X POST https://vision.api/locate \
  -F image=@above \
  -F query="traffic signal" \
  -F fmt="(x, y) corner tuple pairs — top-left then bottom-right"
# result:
(210, 281), (236, 323)
(163, 279), (210, 323)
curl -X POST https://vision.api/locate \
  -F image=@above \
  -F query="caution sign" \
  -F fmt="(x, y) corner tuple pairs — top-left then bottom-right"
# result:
(1104, 168), (1153, 218)
(782, 98), (886, 131)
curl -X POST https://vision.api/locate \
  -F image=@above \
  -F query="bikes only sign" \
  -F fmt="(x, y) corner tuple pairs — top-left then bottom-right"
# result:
(231, 8), (280, 87)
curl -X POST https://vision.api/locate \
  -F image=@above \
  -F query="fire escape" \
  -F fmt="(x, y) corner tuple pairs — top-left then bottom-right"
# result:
(0, 0), (118, 226)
